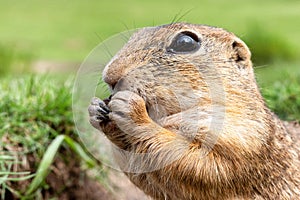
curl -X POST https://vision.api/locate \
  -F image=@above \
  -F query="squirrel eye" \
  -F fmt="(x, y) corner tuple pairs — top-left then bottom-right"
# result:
(167, 31), (201, 54)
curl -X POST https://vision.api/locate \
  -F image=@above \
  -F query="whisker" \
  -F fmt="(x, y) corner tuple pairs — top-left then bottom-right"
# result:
(171, 12), (181, 24)
(120, 20), (134, 42)
(171, 9), (194, 24)
(133, 20), (137, 30)
(254, 64), (269, 69)
(121, 20), (130, 33)
(120, 32), (130, 43)
(94, 32), (113, 58)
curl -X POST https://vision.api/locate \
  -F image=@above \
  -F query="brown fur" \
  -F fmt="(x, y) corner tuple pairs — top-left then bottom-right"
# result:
(89, 23), (300, 199)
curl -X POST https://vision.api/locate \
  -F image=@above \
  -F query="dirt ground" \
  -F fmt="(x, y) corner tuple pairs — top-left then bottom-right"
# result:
(108, 170), (150, 200)
(4, 149), (149, 200)
(43, 158), (149, 200)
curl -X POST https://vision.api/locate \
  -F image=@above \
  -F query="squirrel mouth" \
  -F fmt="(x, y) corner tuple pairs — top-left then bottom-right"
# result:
(103, 94), (112, 106)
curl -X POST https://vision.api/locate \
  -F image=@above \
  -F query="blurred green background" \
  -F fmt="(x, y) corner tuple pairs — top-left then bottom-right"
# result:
(0, 0), (299, 199)
(1, 0), (300, 80)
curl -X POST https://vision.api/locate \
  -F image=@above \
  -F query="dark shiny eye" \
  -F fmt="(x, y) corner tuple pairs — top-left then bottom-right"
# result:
(167, 31), (201, 54)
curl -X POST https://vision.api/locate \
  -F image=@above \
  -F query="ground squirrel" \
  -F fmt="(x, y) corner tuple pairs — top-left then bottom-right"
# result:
(88, 23), (300, 199)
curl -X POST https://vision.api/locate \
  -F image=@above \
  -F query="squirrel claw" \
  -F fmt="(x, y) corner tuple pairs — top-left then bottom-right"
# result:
(89, 97), (111, 129)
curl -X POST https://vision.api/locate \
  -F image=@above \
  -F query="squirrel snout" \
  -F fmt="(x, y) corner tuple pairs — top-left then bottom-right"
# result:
(103, 74), (119, 92)
(103, 63), (130, 93)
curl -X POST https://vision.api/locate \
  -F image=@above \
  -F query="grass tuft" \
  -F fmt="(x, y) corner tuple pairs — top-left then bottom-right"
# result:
(25, 135), (97, 197)
(262, 72), (300, 122)
(0, 75), (102, 199)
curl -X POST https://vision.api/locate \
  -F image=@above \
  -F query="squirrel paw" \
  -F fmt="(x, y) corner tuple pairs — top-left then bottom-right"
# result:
(108, 91), (149, 131)
(88, 97), (111, 130)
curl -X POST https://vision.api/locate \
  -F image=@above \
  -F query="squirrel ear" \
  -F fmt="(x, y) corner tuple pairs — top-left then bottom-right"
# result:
(231, 39), (252, 69)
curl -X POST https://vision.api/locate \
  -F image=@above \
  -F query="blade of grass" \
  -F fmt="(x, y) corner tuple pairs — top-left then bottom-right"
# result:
(0, 171), (30, 175)
(0, 155), (15, 160)
(63, 135), (97, 168)
(1, 174), (36, 182)
(25, 135), (65, 196)
(25, 134), (97, 196)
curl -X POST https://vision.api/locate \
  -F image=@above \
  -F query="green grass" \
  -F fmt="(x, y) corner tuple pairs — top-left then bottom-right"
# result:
(25, 134), (97, 197)
(0, 0), (299, 62)
(0, 75), (102, 199)
(255, 62), (300, 121)
(261, 72), (300, 121)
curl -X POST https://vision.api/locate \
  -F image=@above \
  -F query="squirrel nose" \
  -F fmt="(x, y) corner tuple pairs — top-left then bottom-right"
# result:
(103, 75), (118, 91)
(102, 61), (127, 92)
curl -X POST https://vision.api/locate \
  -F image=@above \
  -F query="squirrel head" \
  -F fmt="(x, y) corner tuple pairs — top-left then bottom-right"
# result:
(104, 23), (252, 86)
(102, 23), (261, 119)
